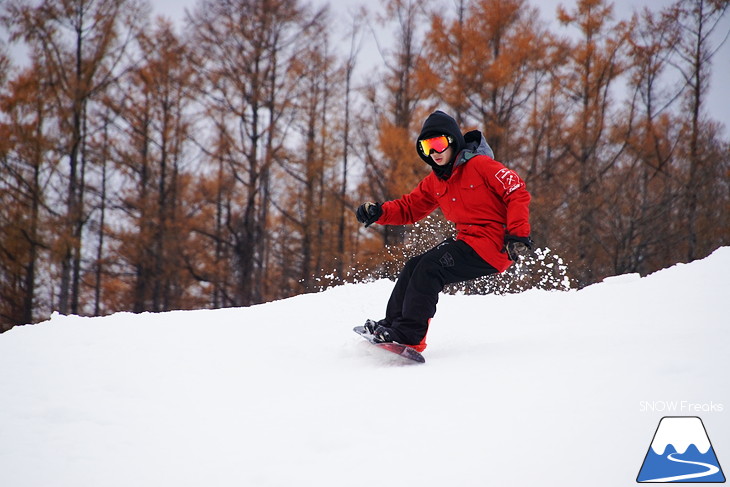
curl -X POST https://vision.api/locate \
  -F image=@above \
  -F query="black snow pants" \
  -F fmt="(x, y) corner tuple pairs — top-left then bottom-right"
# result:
(384, 238), (498, 345)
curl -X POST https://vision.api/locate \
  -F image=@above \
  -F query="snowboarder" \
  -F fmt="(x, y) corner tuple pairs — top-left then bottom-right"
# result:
(355, 110), (532, 352)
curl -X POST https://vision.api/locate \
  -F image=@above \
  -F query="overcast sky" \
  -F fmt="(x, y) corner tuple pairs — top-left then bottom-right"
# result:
(2, 0), (728, 129)
(150, 0), (729, 130)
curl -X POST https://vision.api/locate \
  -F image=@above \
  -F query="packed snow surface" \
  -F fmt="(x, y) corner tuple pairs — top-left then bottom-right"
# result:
(1, 248), (729, 486)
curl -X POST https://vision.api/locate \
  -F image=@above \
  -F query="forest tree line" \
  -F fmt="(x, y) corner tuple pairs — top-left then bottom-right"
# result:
(1, 0), (729, 331)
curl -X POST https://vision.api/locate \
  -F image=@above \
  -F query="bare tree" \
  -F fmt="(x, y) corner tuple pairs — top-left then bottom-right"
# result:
(556, 0), (631, 285)
(188, 0), (326, 305)
(668, 0), (729, 261)
(1, 0), (148, 314)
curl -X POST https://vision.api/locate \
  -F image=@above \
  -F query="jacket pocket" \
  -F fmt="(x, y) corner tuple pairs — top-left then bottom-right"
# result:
(460, 182), (487, 211)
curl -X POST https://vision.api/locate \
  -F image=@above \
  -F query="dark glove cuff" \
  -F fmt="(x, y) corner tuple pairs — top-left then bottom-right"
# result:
(367, 202), (383, 222)
(357, 202), (383, 227)
(505, 234), (533, 248)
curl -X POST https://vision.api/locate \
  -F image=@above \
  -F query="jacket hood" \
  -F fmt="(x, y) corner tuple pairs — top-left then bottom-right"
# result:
(458, 130), (494, 165)
(416, 110), (494, 180)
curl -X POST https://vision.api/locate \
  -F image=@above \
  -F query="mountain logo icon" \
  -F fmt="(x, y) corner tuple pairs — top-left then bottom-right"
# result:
(637, 416), (725, 483)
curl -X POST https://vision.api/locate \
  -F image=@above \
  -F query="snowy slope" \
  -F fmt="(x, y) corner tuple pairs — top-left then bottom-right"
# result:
(1, 248), (728, 487)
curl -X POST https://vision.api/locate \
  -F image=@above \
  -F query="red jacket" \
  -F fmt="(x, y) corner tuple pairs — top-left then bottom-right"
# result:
(377, 154), (531, 273)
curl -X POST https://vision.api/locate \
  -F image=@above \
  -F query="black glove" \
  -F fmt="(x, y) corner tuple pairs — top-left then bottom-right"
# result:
(356, 202), (383, 228)
(504, 235), (533, 262)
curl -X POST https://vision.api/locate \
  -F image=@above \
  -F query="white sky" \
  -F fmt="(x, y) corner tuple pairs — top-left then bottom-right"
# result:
(2, 0), (728, 129)
(152, 0), (730, 130)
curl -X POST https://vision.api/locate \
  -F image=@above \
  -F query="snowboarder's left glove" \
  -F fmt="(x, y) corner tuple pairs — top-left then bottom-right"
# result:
(356, 202), (383, 228)
(504, 235), (533, 262)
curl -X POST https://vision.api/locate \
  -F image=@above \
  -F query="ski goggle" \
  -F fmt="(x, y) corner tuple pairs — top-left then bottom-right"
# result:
(419, 135), (452, 155)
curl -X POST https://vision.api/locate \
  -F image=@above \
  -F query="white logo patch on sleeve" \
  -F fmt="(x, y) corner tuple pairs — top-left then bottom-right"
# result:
(495, 168), (523, 194)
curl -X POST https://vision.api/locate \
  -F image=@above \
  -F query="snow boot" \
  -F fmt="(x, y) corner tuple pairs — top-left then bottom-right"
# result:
(372, 324), (428, 353)
(363, 319), (388, 335)
(364, 319), (429, 353)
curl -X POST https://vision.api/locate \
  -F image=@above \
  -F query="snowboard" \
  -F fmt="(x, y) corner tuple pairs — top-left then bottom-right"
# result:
(353, 326), (425, 363)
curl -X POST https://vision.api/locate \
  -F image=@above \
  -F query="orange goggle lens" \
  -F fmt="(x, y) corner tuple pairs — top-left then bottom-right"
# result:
(419, 135), (451, 155)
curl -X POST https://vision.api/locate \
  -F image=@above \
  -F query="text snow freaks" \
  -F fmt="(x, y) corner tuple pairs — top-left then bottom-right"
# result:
(639, 401), (724, 414)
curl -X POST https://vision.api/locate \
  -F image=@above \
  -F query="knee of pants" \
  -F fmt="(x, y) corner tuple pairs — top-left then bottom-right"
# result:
(410, 257), (449, 291)
(400, 254), (422, 277)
